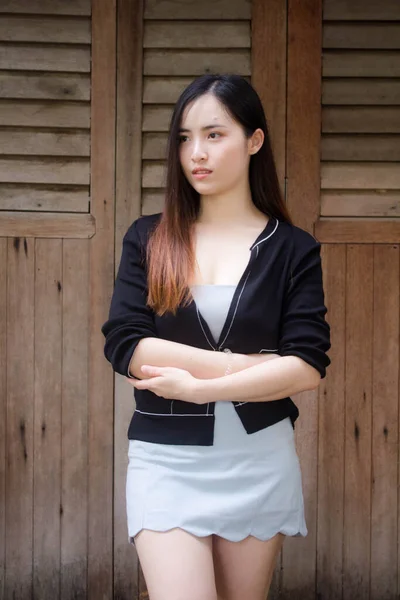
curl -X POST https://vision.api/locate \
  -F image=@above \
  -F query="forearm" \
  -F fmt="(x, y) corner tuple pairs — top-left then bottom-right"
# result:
(194, 355), (321, 403)
(128, 337), (280, 380)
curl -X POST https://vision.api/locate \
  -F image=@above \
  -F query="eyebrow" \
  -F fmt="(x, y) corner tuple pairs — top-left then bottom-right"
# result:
(178, 124), (228, 133)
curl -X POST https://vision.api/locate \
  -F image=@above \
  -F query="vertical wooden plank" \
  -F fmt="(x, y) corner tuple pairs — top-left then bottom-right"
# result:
(370, 245), (399, 599)
(0, 240), (6, 600)
(343, 245), (373, 600)
(5, 237), (35, 599)
(114, 0), (144, 598)
(282, 1), (322, 598)
(33, 239), (62, 599)
(317, 244), (346, 600)
(287, 0), (322, 232)
(89, 0), (116, 598)
(251, 0), (287, 193)
(61, 239), (89, 600)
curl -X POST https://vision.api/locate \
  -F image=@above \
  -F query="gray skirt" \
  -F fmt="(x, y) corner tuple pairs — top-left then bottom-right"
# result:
(126, 401), (308, 545)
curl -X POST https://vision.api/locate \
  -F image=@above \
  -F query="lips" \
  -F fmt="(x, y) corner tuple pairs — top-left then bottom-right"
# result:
(192, 169), (212, 174)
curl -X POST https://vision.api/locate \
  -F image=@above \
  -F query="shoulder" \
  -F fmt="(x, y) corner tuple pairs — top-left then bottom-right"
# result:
(277, 220), (321, 255)
(124, 212), (162, 246)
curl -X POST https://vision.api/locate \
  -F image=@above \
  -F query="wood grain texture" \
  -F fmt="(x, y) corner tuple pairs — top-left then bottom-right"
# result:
(142, 132), (168, 159)
(88, 1), (116, 597)
(343, 245), (373, 600)
(0, 44), (91, 73)
(33, 239), (62, 599)
(0, 185), (89, 212)
(321, 191), (400, 218)
(143, 77), (193, 104)
(0, 72), (90, 101)
(0, 101), (90, 128)
(0, 158), (89, 185)
(114, 0), (144, 598)
(144, 21), (250, 48)
(0, 212), (95, 238)
(317, 244), (345, 600)
(142, 161), (166, 188)
(0, 130), (90, 156)
(144, 0), (251, 19)
(142, 189), (165, 214)
(321, 162), (400, 189)
(0, 16), (91, 43)
(370, 245), (399, 599)
(323, 51), (400, 78)
(282, 1), (322, 598)
(323, 0), (400, 21)
(321, 135), (400, 161)
(142, 106), (173, 131)
(61, 239), (89, 600)
(322, 107), (400, 133)
(314, 218), (400, 244)
(0, 0), (91, 15)
(323, 23), (400, 49)
(252, 0), (287, 194)
(5, 237), (35, 598)
(0, 240), (6, 600)
(143, 49), (251, 76)
(322, 79), (400, 105)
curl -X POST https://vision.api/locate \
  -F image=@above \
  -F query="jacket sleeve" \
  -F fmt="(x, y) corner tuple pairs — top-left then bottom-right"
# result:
(278, 234), (331, 379)
(101, 219), (158, 378)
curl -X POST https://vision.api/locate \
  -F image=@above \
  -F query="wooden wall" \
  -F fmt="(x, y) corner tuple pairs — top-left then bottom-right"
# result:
(0, 1), (116, 599)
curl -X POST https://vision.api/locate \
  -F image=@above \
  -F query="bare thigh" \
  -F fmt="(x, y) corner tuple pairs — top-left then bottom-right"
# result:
(134, 527), (218, 600)
(212, 533), (285, 600)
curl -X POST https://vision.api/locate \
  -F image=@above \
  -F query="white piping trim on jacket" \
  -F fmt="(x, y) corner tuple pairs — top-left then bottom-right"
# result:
(235, 401), (248, 407)
(259, 348), (279, 353)
(135, 408), (212, 417)
(252, 217), (279, 249)
(218, 269), (252, 350)
(196, 306), (216, 351)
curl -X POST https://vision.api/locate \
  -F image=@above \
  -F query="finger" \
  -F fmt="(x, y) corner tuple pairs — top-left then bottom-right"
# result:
(141, 365), (165, 377)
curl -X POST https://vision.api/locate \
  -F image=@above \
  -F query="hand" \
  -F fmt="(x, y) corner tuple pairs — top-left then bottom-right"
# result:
(126, 365), (205, 404)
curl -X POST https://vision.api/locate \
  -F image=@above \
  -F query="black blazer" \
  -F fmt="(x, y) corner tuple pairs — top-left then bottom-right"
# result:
(101, 213), (331, 445)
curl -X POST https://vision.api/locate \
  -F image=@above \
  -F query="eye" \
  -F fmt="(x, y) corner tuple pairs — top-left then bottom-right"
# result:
(178, 135), (189, 143)
(209, 132), (221, 139)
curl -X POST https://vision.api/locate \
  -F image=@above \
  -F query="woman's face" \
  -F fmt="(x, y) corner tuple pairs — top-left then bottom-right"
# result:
(178, 93), (261, 196)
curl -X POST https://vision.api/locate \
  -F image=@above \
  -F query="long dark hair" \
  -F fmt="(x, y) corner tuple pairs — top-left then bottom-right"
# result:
(146, 74), (293, 315)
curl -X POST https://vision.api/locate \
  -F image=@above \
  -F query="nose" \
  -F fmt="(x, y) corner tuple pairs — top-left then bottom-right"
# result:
(191, 139), (207, 162)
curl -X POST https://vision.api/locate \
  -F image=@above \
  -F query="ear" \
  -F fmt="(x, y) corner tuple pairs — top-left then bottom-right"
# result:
(248, 128), (264, 155)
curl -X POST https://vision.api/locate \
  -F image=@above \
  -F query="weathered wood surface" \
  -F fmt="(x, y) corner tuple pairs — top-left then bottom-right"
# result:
(0, 0), (91, 15)
(314, 218), (400, 244)
(0, 72), (90, 101)
(0, 186), (89, 212)
(0, 212), (95, 238)
(87, 0), (116, 597)
(321, 191), (400, 218)
(0, 16), (91, 43)
(144, 0), (251, 19)
(323, 0), (400, 20)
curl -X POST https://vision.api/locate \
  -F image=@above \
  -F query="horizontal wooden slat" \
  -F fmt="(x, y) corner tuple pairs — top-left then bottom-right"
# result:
(0, 158), (89, 185)
(0, 73), (90, 101)
(0, 17), (91, 44)
(322, 107), (400, 133)
(321, 135), (400, 161)
(321, 191), (400, 217)
(142, 162), (166, 188)
(142, 132), (168, 159)
(144, 21), (250, 48)
(0, 101), (90, 128)
(144, 50), (251, 76)
(142, 190), (165, 214)
(0, 212), (95, 237)
(314, 218), (400, 244)
(323, 24), (400, 49)
(0, 44), (90, 73)
(323, 51), (400, 78)
(142, 106), (172, 132)
(0, 185), (89, 212)
(322, 79), (400, 105)
(321, 163), (400, 190)
(0, 1), (91, 16)
(0, 130), (90, 157)
(323, 0), (400, 21)
(143, 77), (193, 104)
(144, 0), (251, 20)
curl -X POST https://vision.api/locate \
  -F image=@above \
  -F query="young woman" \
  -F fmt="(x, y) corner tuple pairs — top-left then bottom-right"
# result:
(102, 74), (331, 600)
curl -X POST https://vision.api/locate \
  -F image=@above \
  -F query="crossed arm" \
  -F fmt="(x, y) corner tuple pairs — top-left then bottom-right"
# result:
(128, 337), (320, 403)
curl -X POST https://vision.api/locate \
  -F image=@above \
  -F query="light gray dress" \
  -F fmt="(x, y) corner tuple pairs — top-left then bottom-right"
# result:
(126, 284), (308, 544)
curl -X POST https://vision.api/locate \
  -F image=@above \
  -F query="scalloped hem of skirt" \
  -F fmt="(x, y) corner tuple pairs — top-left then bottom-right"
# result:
(128, 525), (308, 546)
